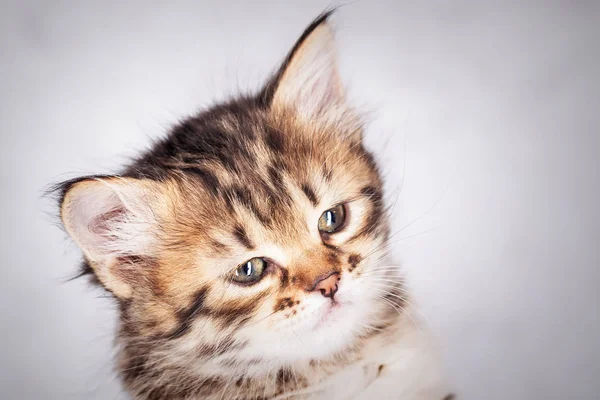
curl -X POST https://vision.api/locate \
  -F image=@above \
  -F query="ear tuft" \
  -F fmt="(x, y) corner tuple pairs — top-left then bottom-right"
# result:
(59, 176), (159, 298)
(265, 10), (345, 120)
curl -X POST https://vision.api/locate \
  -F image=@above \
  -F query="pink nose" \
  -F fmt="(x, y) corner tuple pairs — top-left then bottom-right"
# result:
(312, 273), (340, 299)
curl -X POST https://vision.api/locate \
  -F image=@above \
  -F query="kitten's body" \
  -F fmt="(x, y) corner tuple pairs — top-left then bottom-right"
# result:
(55, 11), (451, 399)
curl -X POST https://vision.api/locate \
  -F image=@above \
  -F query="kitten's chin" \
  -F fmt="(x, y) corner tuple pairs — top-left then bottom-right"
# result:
(313, 300), (343, 330)
(290, 299), (371, 360)
(241, 280), (391, 364)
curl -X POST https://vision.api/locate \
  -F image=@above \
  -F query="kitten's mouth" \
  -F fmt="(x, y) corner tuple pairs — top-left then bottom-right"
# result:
(314, 300), (342, 329)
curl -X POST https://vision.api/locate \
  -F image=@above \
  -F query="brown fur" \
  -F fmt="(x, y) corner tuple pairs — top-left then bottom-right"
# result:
(51, 11), (424, 400)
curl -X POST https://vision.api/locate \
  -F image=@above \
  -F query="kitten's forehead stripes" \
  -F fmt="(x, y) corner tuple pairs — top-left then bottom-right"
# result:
(301, 183), (319, 206)
(322, 163), (334, 182)
(233, 224), (255, 250)
(264, 126), (286, 152)
(182, 167), (220, 196)
(207, 238), (230, 253)
(223, 185), (271, 226)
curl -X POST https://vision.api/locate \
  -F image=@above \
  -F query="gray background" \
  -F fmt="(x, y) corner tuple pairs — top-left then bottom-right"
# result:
(1, 1), (599, 399)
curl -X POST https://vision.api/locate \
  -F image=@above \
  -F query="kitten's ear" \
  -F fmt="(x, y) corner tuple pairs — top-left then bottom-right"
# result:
(266, 11), (345, 119)
(59, 176), (159, 298)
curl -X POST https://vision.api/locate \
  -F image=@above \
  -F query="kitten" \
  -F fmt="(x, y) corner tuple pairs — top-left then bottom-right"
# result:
(55, 11), (452, 400)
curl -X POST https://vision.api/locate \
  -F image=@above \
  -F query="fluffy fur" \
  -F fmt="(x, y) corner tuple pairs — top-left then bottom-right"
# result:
(54, 11), (451, 399)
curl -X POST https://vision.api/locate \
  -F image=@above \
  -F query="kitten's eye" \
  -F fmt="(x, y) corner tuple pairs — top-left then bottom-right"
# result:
(232, 257), (266, 284)
(318, 204), (347, 234)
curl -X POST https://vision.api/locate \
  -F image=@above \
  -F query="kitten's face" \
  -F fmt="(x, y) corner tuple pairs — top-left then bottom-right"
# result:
(131, 113), (390, 364)
(56, 12), (401, 383)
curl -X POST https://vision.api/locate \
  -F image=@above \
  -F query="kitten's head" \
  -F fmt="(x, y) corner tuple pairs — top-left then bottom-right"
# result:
(56, 11), (401, 376)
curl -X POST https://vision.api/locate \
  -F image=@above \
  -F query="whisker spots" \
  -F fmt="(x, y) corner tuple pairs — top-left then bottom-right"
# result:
(273, 297), (296, 313)
(348, 253), (362, 273)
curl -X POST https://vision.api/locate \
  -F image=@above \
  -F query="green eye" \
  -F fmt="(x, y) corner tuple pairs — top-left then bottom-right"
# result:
(318, 204), (347, 234)
(232, 257), (266, 284)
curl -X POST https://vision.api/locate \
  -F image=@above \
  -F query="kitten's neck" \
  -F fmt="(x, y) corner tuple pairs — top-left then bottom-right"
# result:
(118, 301), (405, 400)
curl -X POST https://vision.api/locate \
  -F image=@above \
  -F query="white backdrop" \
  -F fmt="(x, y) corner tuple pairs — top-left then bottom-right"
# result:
(1, 1), (599, 399)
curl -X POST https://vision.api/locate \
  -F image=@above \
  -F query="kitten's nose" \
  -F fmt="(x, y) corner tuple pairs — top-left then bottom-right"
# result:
(312, 273), (340, 299)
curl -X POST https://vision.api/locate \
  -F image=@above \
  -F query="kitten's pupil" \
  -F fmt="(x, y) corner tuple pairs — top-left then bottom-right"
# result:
(244, 262), (253, 276)
(326, 210), (335, 226)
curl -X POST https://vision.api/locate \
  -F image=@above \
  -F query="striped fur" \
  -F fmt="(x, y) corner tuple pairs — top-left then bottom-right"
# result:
(54, 11), (451, 400)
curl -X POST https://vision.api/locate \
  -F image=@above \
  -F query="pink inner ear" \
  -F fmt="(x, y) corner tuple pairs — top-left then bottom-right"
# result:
(66, 183), (132, 257)
(88, 207), (126, 235)
(65, 180), (157, 261)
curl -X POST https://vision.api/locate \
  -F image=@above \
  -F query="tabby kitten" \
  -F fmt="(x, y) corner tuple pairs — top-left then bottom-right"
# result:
(56, 11), (451, 400)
